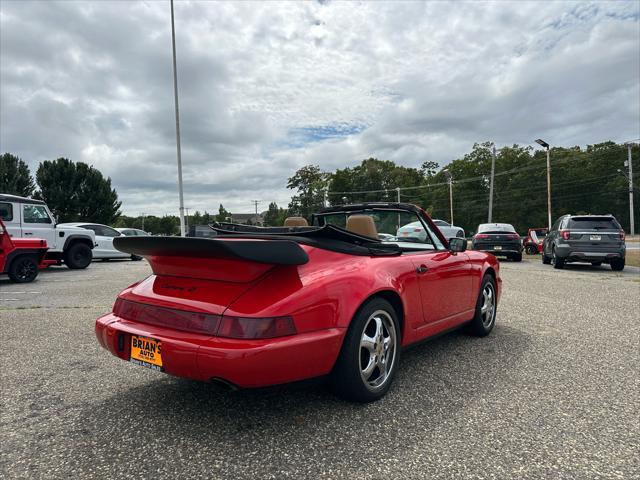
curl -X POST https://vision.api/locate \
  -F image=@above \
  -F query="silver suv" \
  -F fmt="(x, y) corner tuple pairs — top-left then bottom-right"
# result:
(542, 214), (625, 271)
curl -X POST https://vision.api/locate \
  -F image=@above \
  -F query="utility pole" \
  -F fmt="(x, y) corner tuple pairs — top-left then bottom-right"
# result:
(488, 144), (496, 222)
(140, 212), (145, 231)
(535, 139), (552, 229)
(170, 0), (186, 237)
(185, 207), (190, 233)
(625, 142), (636, 236)
(443, 169), (453, 225)
(252, 200), (260, 223)
(396, 187), (401, 203)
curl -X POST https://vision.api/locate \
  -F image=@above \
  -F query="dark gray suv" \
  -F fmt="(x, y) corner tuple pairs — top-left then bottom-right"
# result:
(542, 215), (626, 271)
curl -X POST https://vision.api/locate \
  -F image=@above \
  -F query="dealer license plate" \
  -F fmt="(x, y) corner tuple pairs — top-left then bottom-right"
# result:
(590, 235), (601, 241)
(494, 245), (502, 250)
(130, 335), (163, 371)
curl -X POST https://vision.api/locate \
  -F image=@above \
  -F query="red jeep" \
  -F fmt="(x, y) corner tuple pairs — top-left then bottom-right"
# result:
(523, 227), (548, 255)
(1, 218), (49, 283)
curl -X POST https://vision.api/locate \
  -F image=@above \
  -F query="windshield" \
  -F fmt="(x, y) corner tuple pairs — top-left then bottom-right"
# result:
(318, 209), (444, 251)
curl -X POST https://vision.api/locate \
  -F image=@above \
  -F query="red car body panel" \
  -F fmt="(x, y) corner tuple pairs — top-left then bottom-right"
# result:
(95, 206), (501, 389)
(0, 218), (50, 275)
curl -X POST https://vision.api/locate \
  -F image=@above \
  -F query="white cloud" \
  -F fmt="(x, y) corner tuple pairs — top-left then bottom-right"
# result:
(1, 0), (638, 216)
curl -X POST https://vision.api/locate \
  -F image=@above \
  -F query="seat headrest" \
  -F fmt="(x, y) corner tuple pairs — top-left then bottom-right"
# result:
(346, 215), (378, 239)
(284, 217), (308, 227)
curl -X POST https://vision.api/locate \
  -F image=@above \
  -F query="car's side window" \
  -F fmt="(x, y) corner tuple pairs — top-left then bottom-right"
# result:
(0, 202), (13, 221)
(23, 204), (52, 224)
(102, 227), (120, 238)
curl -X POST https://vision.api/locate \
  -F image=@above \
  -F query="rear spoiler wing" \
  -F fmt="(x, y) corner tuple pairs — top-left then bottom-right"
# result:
(113, 236), (309, 266)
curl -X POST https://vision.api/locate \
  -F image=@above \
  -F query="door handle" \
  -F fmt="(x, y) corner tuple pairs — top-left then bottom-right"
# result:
(416, 265), (429, 274)
(24, 232), (33, 235)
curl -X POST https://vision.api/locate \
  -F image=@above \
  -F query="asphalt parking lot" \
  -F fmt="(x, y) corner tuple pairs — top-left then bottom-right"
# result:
(1, 258), (639, 479)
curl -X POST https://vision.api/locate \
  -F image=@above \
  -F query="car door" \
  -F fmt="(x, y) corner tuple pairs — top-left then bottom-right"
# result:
(99, 226), (128, 257)
(408, 221), (473, 324)
(0, 201), (21, 238)
(21, 203), (56, 248)
(544, 218), (559, 255)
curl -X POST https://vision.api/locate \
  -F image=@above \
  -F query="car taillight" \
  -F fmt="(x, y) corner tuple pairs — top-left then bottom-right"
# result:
(113, 298), (221, 334)
(218, 316), (297, 339)
(619, 230), (625, 241)
(475, 234), (489, 239)
(560, 230), (570, 240)
(507, 233), (520, 240)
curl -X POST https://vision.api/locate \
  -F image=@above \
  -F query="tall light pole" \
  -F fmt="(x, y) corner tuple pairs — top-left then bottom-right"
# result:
(535, 139), (552, 229)
(488, 144), (496, 222)
(624, 142), (636, 236)
(170, 0), (186, 237)
(443, 169), (453, 225)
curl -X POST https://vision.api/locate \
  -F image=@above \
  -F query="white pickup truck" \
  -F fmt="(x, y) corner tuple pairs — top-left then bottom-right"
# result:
(0, 194), (96, 269)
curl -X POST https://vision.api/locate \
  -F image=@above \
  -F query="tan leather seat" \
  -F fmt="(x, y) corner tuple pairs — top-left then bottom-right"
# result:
(346, 215), (378, 239)
(284, 217), (308, 227)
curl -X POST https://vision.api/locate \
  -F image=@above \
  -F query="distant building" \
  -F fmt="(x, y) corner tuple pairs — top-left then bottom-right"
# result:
(230, 213), (264, 226)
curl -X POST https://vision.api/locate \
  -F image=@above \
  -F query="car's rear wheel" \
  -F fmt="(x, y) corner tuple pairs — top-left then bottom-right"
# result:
(526, 245), (538, 255)
(466, 274), (497, 337)
(331, 298), (400, 402)
(64, 242), (92, 269)
(552, 247), (564, 269)
(542, 248), (551, 264)
(610, 258), (625, 271)
(8, 255), (39, 283)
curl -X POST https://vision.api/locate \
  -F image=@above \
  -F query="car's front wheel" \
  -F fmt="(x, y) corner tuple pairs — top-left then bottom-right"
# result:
(331, 298), (400, 402)
(8, 255), (39, 283)
(466, 274), (497, 337)
(64, 242), (92, 269)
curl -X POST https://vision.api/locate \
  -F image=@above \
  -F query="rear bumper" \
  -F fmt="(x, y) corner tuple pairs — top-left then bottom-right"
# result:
(555, 244), (625, 262)
(95, 314), (345, 388)
(473, 242), (522, 255)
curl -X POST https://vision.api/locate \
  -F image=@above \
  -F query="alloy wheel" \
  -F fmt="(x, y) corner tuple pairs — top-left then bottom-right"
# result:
(17, 259), (37, 282)
(359, 310), (397, 391)
(480, 283), (496, 328)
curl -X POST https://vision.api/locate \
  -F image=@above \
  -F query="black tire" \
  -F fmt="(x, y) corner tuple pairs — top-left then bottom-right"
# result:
(513, 253), (523, 262)
(330, 298), (401, 403)
(8, 255), (39, 283)
(64, 242), (92, 269)
(552, 248), (564, 269)
(591, 262), (602, 267)
(131, 255), (143, 261)
(542, 248), (551, 264)
(525, 245), (538, 255)
(610, 258), (625, 271)
(466, 274), (497, 337)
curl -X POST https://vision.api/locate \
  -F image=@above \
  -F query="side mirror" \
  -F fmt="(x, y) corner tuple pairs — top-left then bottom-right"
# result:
(449, 237), (467, 253)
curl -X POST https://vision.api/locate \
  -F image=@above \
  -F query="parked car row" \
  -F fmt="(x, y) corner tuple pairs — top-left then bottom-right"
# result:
(1, 193), (149, 282)
(466, 214), (626, 271)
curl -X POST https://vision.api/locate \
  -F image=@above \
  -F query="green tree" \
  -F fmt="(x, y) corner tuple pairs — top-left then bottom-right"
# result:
(287, 165), (329, 219)
(0, 153), (36, 197)
(35, 157), (121, 224)
(216, 204), (231, 222)
(263, 202), (290, 226)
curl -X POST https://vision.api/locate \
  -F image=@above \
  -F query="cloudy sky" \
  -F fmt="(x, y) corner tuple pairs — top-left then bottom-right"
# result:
(1, 1), (639, 216)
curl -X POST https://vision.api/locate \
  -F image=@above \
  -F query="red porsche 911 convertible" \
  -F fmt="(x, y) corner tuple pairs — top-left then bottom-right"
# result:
(96, 203), (501, 402)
